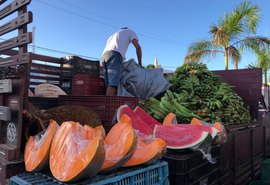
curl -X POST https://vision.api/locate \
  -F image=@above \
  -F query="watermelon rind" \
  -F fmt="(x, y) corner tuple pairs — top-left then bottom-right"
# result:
(167, 131), (209, 149)
(209, 127), (219, 139)
(192, 133), (213, 149)
(153, 125), (210, 149)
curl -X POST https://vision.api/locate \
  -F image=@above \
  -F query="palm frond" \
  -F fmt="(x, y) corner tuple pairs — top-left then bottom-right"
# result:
(187, 40), (214, 53)
(234, 1), (260, 33)
(233, 36), (270, 52)
(185, 40), (224, 63)
(209, 26), (229, 46)
(246, 63), (258, 68)
(227, 46), (241, 67)
(223, 1), (260, 38)
(184, 49), (224, 63)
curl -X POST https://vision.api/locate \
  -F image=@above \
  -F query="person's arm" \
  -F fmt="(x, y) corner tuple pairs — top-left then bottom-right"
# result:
(132, 39), (142, 67)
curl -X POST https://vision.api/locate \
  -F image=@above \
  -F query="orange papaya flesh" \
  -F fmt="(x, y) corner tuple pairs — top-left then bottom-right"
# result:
(24, 119), (59, 172)
(101, 114), (137, 173)
(163, 113), (177, 125)
(50, 121), (105, 182)
(190, 117), (204, 125)
(83, 125), (106, 139)
(213, 122), (222, 132)
(123, 137), (167, 167)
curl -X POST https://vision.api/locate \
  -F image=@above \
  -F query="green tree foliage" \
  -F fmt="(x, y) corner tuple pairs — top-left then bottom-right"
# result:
(184, 1), (270, 70)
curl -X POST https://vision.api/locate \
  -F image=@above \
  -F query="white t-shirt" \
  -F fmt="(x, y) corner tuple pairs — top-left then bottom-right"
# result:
(102, 28), (138, 60)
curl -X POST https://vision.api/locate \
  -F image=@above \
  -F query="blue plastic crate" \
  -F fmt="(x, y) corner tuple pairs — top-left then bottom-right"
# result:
(9, 161), (169, 185)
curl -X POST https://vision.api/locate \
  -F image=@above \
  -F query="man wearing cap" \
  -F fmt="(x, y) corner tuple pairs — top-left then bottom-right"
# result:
(101, 27), (142, 96)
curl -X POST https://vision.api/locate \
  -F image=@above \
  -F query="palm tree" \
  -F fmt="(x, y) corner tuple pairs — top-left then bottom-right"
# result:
(184, 1), (270, 70)
(251, 47), (270, 84)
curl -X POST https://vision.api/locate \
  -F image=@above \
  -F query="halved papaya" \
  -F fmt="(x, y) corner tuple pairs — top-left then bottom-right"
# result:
(24, 119), (59, 172)
(163, 113), (177, 125)
(50, 121), (105, 182)
(83, 125), (106, 139)
(123, 137), (167, 167)
(213, 121), (222, 132)
(101, 114), (137, 173)
(190, 117), (204, 125)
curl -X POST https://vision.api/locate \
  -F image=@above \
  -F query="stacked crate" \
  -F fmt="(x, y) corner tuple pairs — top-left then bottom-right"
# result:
(220, 125), (266, 185)
(60, 56), (104, 95)
(162, 145), (221, 185)
(9, 161), (169, 185)
(261, 159), (270, 183)
(58, 95), (138, 133)
(71, 74), (105, 95)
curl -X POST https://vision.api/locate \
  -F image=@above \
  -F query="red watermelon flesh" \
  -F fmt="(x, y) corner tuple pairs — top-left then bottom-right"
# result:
(134, 106), (161, 130)
(153, 124), (209, 149)
(174, 124), (218, 138)
(117, 105), (152, 135)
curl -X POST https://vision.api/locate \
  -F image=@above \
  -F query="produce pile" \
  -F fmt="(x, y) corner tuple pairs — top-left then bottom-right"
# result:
(117, 105), (226, 162)
(24, 104), (224, 182)
(142, 62), (251, 125)
(24, 111), (167, 183)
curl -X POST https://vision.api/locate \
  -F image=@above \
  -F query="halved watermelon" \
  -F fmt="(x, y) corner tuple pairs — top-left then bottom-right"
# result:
(117, 105), (152, 135)
(153, 124), (209, 149)
(174, 124), (218, 139)
(133, 106), (161, 129)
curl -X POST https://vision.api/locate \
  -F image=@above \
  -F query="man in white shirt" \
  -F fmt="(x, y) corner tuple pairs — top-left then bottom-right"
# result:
(101, 27), (142, 96)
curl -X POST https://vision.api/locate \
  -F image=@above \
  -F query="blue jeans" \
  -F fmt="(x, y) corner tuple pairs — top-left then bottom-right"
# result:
(101, 50), (123, 87)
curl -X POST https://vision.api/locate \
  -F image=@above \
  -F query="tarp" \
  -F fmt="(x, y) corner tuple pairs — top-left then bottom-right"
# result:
(117, 59), (171, 100)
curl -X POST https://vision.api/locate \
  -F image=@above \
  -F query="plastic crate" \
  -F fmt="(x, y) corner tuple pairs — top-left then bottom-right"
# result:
(249, 180), (270, 185)
(0, 159), (25, 185)
(261, 171), (270, 183)
(234, 161), (252, 185)
(9, 161), (169, 185)
(261, 159), (270, 172)
(61, 56), (100, 78)
(162, 145), (221, 185)
(261, 159), (270, 182)
(58, 95), (138, 132)
(253, 153), (264, 179)
(71, 74), (105, 95)
(219, 170), (233, 185)
(29, 97), (58, 109)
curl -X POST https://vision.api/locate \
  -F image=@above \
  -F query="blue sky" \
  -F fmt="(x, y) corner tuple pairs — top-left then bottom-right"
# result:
(10, 0), (270, 71)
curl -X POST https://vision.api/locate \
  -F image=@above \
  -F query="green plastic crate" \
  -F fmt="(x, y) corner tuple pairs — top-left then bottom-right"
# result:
(261, 159), (270, 183)
(261, 159), (270, 172)
(249, 180), (270, 185)
(261, 171), (270, 183)
(9, 161), (169, 185)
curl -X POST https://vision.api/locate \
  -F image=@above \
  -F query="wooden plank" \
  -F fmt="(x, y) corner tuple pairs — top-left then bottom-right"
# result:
(0, 53), (31, 67)
(0, 49), (18, 56)
(30, 81), (60, 86)
(0, 0), (7, 5)
(32, 53), (62, 64)
(30, 63), (61, 73)
(29, 75), (60, 81)
(0, 0), (31, 19)
(0, 32), (32, 52)
(30, 69), (61, 76)
(0, 11), (32, 36)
